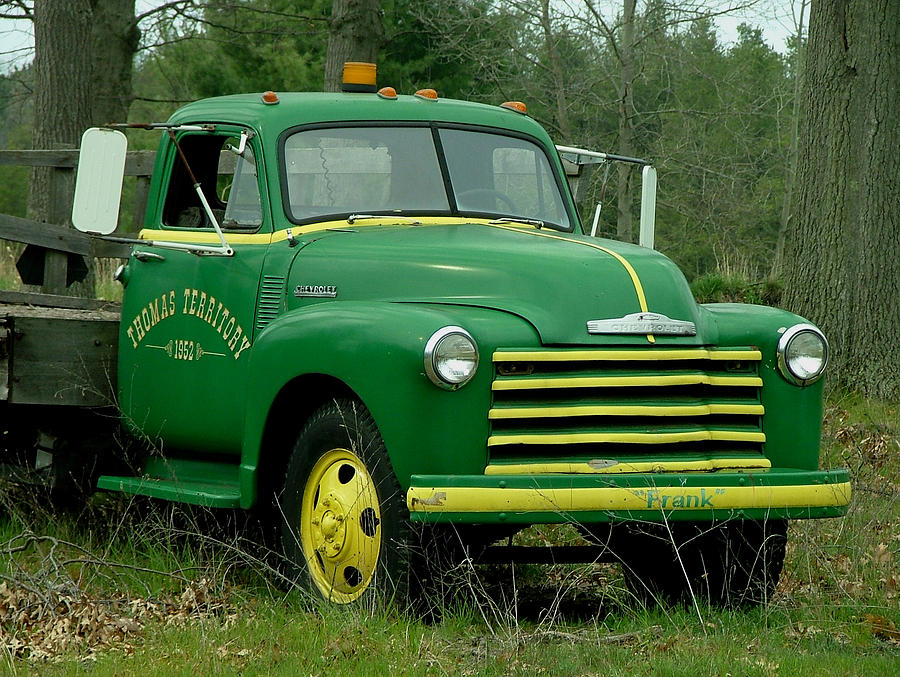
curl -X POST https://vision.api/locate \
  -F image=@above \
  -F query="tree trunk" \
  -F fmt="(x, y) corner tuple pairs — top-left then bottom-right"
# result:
(324, 0), (384, 92)
(539, 0), (571, 140)
(782, 0), (900, 400)
(616, 0), (636, 243)
(28, 0), (95, 297)
(90, 0), (140, 125)
(772, 0), (806, 279)
(29, 0), (93, 218)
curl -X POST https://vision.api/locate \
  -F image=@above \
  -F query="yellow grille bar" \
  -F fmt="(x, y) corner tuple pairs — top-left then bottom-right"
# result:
(489, 403), (765, 419)
(493, 349), (761, 362)
(483, 458), (772, 474)
(492, 374), (763, 391)
(487, 430), (767, 447)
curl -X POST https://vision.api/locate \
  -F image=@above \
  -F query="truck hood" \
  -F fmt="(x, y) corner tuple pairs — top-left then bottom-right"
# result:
(291, 222), (703, 345)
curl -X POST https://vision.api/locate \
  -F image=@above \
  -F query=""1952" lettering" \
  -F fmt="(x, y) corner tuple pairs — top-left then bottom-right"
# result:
(173, 339), (195, 361)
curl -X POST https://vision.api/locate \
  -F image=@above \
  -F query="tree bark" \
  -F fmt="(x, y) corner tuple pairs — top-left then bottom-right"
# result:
(783, 0), (900, 400)
(29, 0), (93, 220)
(615, 0), (636, 243)
(539, 0), (571, 141)
(324, 0), (384, 92)
(27, 1), (94, 296)
(772, 0), (806, 278)
(90, 0), (139, 125)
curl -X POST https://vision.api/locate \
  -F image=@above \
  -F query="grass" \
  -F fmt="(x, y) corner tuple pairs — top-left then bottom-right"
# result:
(1, 393), (898, 674)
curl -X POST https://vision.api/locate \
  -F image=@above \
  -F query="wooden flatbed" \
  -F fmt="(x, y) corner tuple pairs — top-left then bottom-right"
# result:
(0, 290), (120, 407)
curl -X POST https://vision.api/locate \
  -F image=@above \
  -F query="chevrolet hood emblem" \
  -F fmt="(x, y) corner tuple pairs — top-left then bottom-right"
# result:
(587, 312), (696, 336)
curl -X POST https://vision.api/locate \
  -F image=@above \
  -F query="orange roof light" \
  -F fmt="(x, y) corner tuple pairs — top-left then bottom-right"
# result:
(262, 91), (279, 105)
(415, 88), (438, 101)
(501, 101), (527, 114)
(342, 62), (377, 93)
(378, 86), (398, 99)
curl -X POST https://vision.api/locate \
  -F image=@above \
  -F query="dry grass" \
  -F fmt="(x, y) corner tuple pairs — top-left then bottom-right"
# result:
(0, 394), (896, 673)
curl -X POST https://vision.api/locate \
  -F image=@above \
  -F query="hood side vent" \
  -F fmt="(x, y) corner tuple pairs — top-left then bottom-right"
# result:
(256, 275), (285, 331)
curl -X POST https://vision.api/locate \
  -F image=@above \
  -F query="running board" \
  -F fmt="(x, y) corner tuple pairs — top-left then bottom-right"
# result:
(97, 457), (241, 508)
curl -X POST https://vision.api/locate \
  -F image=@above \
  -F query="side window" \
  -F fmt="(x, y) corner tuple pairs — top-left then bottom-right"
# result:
(162, 133), (262, 230)
(221, 145), (263, 229)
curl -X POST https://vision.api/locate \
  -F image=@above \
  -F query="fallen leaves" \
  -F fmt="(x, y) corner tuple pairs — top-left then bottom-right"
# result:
(0, 578), (236, 662)
(865, 614), (900, 647)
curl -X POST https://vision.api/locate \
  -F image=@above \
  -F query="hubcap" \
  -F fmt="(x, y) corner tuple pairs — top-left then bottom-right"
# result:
(300, 448), (382, 603)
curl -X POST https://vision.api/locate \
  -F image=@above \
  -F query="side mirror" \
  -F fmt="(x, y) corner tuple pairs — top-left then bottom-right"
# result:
(72, 128), (127, 235)
(639, 165), (657, 249)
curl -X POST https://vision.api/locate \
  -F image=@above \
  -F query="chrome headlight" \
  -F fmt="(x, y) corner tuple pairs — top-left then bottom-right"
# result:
(424, 326), (479, 390)
(777, 324), (828, 386)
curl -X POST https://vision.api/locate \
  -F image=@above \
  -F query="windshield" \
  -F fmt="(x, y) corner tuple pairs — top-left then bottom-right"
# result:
(282, 125), (572, 230)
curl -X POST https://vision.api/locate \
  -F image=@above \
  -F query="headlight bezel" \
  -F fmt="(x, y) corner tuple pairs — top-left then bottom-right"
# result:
(424, 325), (479, 390)
(776, 323), (828, 386)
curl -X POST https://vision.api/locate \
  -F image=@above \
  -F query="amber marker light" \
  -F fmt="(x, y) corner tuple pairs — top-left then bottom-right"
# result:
(415, 88), (438, 100)
(378, 86), (398, 99)
(261, 91), (279, 105)
(501, 101), (527, 114)
(342, 62), (377, 93)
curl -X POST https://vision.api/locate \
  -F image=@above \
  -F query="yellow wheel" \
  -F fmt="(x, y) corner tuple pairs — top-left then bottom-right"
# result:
(281, 399), (411, 606)
(299, 448), (382, 603)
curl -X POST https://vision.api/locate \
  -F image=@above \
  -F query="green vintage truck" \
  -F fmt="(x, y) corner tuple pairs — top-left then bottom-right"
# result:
(3, 64), (850, 608)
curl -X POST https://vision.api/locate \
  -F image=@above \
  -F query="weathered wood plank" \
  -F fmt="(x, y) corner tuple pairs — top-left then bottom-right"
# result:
(93, 239), (135, 259)
(42, 250), (68, 295)
(0, 214), (92, 255)
(0, 290), (121, 312)
(0, 150), (157, 176)
(0, 324), (9, 400)
(42, 157), (75, 295)
(6, 315), (118, 406)
(0, 214), (135, 258)
(133, 175), (151, 230)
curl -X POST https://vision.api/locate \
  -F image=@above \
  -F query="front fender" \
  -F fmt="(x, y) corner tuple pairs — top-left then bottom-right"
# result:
(239, 301), (539, 507)
(701, 303), (826, 470)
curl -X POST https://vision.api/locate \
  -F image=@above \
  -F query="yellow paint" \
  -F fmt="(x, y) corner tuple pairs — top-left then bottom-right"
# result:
(489, 403), (765, 419)
(139, 229), (274, 245)
(492, 374), (763, 390)
(483, 458), (772, 475)
(483, 222), (656, 343)
(487, 430), (766, 446)
(140, 217), (502, 246)
(493, 348), (762, 362)
(406, 481), (853, 513)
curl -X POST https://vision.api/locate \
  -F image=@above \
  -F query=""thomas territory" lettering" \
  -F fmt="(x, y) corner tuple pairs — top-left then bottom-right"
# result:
(125, 288), (251, 360)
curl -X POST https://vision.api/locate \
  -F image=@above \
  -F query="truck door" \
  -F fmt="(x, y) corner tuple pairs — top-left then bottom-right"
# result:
(119, 125), (269, 455)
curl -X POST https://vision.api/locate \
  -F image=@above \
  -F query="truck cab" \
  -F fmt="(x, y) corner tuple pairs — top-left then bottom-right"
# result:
(72, 67), (850, 608)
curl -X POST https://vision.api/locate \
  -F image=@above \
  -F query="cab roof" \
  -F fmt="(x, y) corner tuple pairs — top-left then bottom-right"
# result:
(167, 92), (553, 145)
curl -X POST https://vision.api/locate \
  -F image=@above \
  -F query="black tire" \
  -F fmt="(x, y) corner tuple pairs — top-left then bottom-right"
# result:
(619, 520), (787, 608)
(279, 399), (412, 606)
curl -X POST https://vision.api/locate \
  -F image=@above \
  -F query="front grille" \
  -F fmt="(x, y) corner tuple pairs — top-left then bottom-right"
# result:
(488, 348), (765, 466)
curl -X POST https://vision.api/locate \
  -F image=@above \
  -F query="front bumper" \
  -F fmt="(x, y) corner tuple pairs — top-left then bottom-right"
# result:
(406, 467), (851, 524)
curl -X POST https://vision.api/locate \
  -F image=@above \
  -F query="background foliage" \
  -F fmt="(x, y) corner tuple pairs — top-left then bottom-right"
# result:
(0, 0), (805, 286)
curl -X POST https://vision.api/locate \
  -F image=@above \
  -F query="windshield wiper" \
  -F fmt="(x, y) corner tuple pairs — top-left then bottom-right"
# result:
(347, 213), (422, 225)
(489, 217), (544, 229)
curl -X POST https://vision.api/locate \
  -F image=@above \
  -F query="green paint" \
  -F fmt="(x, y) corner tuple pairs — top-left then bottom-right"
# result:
(98, 89), (848, 531)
